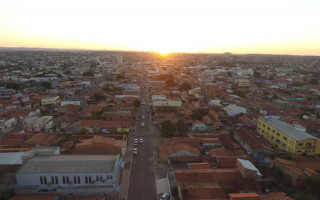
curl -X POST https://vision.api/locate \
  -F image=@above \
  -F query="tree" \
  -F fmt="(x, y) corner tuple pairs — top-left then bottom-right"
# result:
(309, 78), (319, 85)
(177, 119), (187, 136)
(40, 81), (51, 89)
(192, 109), (208, 121)
(41, 110), (50, 116)
(83, 70), (94, 77)
(253, 70), (261, 78)
(179, 82), (191, 91)
(233, 89), (244, 97)
(165, 78), (175, 87)
(161, 120), (175, 138)
(93, 93), (106, 102)
(227, 71), (232, 77)
(133, 99), (141, 108)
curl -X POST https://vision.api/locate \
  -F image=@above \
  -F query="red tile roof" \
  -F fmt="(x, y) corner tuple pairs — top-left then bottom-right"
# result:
(174, 168), (242, 183)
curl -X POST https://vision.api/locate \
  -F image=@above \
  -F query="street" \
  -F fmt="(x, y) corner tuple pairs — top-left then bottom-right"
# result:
(127, 83), (157, 200)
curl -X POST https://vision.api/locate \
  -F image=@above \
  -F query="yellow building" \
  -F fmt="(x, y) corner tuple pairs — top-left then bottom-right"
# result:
(41, 96), (60, 106)
(257, 116), (320, 155)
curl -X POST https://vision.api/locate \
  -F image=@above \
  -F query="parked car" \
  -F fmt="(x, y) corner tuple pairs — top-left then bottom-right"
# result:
(134, 138), (138, 144)
(139, 138), (144, 143)
(160, 193), (170, 200)
(141, 122), (145, 127)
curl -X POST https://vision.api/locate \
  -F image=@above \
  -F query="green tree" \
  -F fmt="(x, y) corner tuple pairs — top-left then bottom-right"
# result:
(41, 110), (50, 116)
(177, 119), (187, 136)
(179, 82), (191, 91)
(0, 189), (14, 200)
(165, 78), (175, 87)
(161, 120), (175, 138)
(309, 78), (319, 85)
(233, 89), (244, 97)
(83, 70), (94, 77)
(227, 71), (232, 77)
(40, 81), (51, 89)
(133, 99), (141, 108)
(253, 70), (261, 78)
(192, 109), (208, 121)
(93, 93), (106, 102)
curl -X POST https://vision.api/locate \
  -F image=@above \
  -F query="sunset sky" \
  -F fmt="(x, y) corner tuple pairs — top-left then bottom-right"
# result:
(0, 0), (320, 55)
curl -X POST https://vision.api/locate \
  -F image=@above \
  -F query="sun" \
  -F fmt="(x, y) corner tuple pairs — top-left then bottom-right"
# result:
(157, 49), (172, 56)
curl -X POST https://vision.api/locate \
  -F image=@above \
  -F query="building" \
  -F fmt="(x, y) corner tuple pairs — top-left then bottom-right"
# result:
(41, 96), (60, 106)
(235, 79), (250, 87)
(223, 105), (247, 117)
(152, 99), (182, 107)
(257, 116), (320, 155)
(23, 116), (53, 133)
(15, 154), (121, 197)
(60, 99), (81, 106)
(201, 83), (220, 101)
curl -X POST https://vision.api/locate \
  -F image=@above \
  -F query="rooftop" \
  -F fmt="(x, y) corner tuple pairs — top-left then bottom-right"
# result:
(262, 116), (318, 141)
(17, 154), (119, 174)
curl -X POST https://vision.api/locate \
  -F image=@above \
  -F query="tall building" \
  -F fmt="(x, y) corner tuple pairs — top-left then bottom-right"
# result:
(116, 55), (123, 65)
(201, 82), (220, 101)
(257, 116), (320, 155)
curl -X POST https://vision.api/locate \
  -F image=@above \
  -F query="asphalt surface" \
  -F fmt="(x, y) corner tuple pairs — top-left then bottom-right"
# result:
(127, 93), (157, 200)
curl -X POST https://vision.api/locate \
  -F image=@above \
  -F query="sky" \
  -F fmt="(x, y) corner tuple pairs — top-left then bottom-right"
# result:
(0, 0), (320, 55)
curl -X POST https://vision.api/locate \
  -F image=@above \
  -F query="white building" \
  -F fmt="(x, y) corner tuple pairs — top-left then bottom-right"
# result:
(223, 104), (247, 117)
(152, 99), (182, 107)
(41, 96), (60, 106)
(61, 99), (81, 106)
(16, 154), (122, 197)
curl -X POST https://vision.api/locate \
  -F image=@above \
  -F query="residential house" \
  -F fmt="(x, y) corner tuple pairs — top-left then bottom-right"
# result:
(23, 116), (53, 133)
(41, 96), (60, 106)
(159, 143), (201, 163)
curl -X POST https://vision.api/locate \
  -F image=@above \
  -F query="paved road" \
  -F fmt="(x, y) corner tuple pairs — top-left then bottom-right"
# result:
(127, 98), (157, 199)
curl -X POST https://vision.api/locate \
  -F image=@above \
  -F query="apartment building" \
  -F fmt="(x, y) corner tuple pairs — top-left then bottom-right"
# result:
(257, 116), (320, 155)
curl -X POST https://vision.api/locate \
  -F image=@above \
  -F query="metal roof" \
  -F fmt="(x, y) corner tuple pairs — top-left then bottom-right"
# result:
(262, 116), (318, 141)
(17, 154), (119, 174)
(237, 158), (262, 176)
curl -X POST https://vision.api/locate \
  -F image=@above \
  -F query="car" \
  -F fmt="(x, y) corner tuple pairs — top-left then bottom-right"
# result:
(134, 138), (138, 144)
(160, 193), (170, 200)
(139, 138), (144, 143)
(133, 147), (138, 155)
(141, 122), (145, 127)
(142, 115), (145, 119)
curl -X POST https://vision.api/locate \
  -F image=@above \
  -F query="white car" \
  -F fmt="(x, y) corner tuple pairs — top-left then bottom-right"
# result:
(134, 138), (138, 144)
(133, 147), (138, 155)
(141, 122), (145, 127)
(160, 193), (170, 200)
(142, 115), (145, 119)
(139, 138), (144, 143)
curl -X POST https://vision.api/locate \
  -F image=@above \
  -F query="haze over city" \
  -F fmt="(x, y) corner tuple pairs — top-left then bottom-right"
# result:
(1, 0), (320, 55)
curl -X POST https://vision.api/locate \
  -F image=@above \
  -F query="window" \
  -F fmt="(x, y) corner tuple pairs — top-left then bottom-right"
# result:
(85, 176), (88, 184)
(96, 175), (99, 182)
(51, 176), (54, 184)
(110, 175), (113, 180)
(89, 176), (92, 184)
(78, 176), (80, 184)
(298, 143), (303, 146)
(107, 175), (109, 180)
(100, 175), (103, 182)
(40, 176), (43, 184)
(74, 176), (77, 184)
(44, 176), (47, 184)
(297, 150), (301, 153)
(307, 143), (312, 147)
(55, 176), (58, 184)
(66, 176), (69, 183)
(63, 176), (66, 184)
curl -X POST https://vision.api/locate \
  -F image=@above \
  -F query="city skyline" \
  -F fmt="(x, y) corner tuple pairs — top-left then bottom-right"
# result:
(1, 0), (320, 56)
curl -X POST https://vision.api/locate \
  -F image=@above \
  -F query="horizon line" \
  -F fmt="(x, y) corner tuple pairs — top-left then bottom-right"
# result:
(0, 46), (319, 57)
